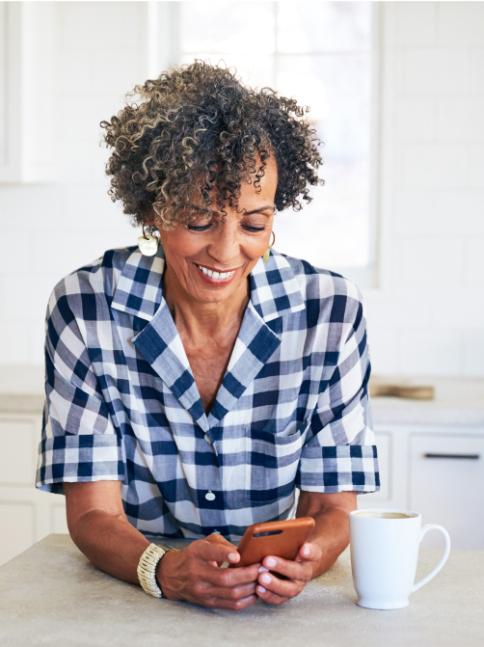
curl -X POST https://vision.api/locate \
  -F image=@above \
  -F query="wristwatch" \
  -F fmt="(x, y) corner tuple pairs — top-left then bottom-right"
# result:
(137, 543), (173, 598)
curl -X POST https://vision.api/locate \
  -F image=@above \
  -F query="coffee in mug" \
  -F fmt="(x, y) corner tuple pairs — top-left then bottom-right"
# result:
(349, 508), (451, 610)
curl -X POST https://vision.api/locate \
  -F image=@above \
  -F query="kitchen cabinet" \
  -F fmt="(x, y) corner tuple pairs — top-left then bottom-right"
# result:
(358, 424), (484, 549)
(0, 414), (68, 566)
(409, 433), (484, 548)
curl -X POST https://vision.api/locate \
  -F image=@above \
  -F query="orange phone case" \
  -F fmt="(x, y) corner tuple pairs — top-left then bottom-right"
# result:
(234, 517), (315, 567)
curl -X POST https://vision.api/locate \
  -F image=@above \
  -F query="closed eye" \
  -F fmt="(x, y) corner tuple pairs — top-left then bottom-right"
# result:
(243, 225), (266, 232)
(186, 223), (213, 232)
(186, 223), (266, 232)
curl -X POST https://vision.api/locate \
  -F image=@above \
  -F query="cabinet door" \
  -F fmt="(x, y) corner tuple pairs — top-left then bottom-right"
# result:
(409, 433), (484, 549)
(356, 429), (406, 509)
(0, 414), (67, 565)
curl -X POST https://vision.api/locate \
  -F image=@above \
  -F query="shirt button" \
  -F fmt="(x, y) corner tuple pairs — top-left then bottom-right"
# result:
(205, 490), (216, 501)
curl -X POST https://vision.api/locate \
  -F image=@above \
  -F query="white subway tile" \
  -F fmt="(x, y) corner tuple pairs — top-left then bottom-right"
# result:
(398, 327), (463, 376)
(427, 287), (484, 328)
(395, 235), (465, 288)
(0, 185), (62, 227)
(462, 328), (484, 378)
(436, 98), (484, 143)
(395, 97), (437, 142)
(389, 288), (435, 327)
(400, 49), (470, 94)
(393, 189), (484, 236)
(462, 237), (484, 287)
(365, 327), (399, 376)
(0, 233), (35, 276)
(437, 2), (484, 48)
(398, 144), (468, 189)
(467, 146), (484, 189)
(469, 49), (484, 95)
(58, 49), (143, 96)
(393, 1), (437, 47)
(0, 323), (40, 364)
(59, 2), (144, 53)
(0, 276), (52, 324)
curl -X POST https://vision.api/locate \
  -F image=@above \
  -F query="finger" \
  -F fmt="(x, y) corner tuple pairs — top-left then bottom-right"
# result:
(194, 538), (240, 565)
(205, 532), (236, 547)
(203, 594), (258, 611)
(203, 562), (261, 588)
(255, 585), (290, 606)
(296, 542), (322, 563)
(206, 581), (258, 601)
(257, 569), (305, 598)
(261, 554), (313, 584)
(205, 533), (241, 566)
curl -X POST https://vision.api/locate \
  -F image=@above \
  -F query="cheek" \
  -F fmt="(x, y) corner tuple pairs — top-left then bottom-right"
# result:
(243, 231), (273, 259)
(163, 235), (204, 263)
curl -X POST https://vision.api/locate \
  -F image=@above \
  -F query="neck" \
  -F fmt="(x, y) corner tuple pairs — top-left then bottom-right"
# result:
(162, 265), (249, 341)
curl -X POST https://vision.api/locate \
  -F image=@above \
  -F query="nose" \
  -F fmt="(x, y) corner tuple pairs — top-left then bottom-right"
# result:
(206, 218), (243, 267)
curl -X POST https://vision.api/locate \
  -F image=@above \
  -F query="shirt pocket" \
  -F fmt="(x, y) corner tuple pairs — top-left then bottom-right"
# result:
(245, 419), (308, 503)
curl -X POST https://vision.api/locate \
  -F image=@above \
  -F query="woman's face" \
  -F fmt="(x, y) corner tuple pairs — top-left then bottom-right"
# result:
(157, 155), (278, 306)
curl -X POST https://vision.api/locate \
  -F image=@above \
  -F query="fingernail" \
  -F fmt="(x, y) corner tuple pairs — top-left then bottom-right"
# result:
(228, 552), (239, 561)
(260, 573), (271, 585)
(257, 585), (266, 594)
(265, 557), (277, 568)
(258, 566), (269, 573)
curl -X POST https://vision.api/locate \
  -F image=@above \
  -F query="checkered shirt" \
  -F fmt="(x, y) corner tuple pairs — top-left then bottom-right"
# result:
(36, 245), (380, 541)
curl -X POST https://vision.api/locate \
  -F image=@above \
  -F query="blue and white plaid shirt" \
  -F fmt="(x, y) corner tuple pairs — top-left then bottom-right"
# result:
(36, 245), (380, 540)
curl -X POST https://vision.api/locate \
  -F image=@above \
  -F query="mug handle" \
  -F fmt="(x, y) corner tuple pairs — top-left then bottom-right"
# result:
(412, 524), (451, 593)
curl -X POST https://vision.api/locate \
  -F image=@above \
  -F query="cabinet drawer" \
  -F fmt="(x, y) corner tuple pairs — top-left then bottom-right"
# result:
(409, 433), (484, 549)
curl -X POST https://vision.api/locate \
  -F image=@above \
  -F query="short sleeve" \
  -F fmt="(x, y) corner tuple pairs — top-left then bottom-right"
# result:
(296, 284), (380, 494)
(36, 277), (125, 494)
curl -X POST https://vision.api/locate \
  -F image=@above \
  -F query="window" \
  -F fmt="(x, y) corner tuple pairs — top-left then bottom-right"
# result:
(149, 1), (379, 286)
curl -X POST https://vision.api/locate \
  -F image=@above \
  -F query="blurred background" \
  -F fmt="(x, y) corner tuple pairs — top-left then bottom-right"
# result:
(0, 0), (483, 563)
(1, 0), (483, 381)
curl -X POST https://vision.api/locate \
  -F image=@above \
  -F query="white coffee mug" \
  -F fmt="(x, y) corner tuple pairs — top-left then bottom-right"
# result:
(349, 509), (451, 610)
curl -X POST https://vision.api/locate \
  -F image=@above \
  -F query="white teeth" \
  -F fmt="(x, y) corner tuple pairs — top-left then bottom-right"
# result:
(196, 264), (236, 281)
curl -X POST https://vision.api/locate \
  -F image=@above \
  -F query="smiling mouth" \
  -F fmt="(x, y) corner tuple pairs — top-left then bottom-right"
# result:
(193, 262), (239, 283)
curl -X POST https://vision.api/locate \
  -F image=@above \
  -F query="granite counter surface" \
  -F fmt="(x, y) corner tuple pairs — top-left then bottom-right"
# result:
(0, 534), (482, 647)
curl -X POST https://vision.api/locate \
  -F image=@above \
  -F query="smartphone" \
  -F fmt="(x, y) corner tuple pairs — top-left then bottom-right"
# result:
(232, 517), (315, 567)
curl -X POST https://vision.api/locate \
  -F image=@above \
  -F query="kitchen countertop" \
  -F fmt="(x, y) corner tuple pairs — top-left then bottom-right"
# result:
(0, 370), (483, 427)
(369, 376), (484, 428)
(0, 534), (482, 647)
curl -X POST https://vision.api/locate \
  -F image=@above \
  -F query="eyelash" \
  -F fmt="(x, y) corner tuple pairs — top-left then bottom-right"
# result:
(187, 223), (266, 233)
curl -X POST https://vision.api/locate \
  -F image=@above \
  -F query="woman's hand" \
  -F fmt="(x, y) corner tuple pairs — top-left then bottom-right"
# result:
(255, 542), (323, 605)
(157, 533), (261, 610)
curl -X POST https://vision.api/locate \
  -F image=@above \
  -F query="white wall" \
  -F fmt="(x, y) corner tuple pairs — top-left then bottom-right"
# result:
(0, 1), (483, 382)
(365, 2), (484, 378)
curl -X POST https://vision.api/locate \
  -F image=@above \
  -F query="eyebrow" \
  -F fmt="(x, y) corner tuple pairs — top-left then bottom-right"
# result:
(242, 205), (276, 216)
(188, 204), (275, 216)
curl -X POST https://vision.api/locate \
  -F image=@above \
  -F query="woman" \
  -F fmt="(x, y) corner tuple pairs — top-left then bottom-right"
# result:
(36, 61), (379, 610)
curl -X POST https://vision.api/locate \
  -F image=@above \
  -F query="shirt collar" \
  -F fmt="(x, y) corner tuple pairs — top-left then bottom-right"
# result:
(111, 245), (306, 324)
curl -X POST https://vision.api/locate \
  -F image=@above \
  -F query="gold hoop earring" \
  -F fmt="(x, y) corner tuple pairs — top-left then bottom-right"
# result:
(138, 224), (159, 257)
(262, 231), (276, 264)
